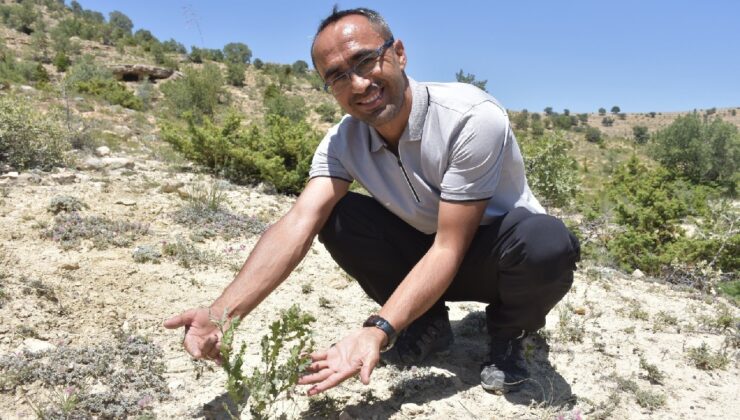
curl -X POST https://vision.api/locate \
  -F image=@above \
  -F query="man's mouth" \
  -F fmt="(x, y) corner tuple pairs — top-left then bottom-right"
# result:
(355, 87), (384, 108)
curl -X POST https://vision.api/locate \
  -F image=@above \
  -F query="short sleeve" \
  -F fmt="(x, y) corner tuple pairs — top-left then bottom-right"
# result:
(440, 101), (509, 201)
(309, 129), (354, 183)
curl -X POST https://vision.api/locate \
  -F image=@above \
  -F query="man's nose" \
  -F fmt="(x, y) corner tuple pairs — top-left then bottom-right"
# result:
(349, 72), (372, 94)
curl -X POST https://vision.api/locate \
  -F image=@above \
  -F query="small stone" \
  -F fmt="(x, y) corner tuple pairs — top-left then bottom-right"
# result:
(61, 262), (80, 270)
(0, 171), (19, 179)
(177, 189), (191, 199)
(51, 173), (76, 185)
(632, 269), (645, 278)
(574, 307), (587, 315)
(95, 146), (111, 157)
(400, 403), (424, 416)
(19, 85), (34, 92)
(101, 157), (134, 170)
(115, 199), (136, 206)
(20, 338), (56, 354)
(160, 182), (184, 193)
(168, 380), (184, 391)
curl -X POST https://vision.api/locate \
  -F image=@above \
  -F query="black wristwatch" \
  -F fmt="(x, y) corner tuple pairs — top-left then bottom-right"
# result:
(363, 315), (397, 352)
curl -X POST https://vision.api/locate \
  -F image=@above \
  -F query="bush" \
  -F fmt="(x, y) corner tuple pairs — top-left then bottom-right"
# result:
(226, 62), (245, 87)
(263, 84), (307, 122)
(315, 102), (338, 123)
(161, 112), (321, 194)
(519, 131), (579, 208)
(0, 96), (69, 171)
(585, 127), (602, 144)
(53, 51), (70, 72)
(43, 212), (149, 250)
(601, 117), (614, 127)
(633, 125), (649, 144)
(160, 63), (225, 121)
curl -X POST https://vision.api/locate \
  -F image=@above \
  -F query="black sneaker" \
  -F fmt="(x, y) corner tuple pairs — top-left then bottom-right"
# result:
(382, 309), (454, 366)
(480, 331), (528, 394)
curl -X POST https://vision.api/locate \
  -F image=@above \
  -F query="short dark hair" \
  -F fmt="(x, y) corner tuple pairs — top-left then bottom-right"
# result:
(311, 6), (394, 72)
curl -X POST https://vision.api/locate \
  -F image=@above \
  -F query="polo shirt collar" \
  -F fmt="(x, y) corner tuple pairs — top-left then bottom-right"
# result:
(368, 78), (429, 152)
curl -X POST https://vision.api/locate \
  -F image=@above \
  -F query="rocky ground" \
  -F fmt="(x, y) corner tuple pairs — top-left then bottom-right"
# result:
(0, 145), (737, 420)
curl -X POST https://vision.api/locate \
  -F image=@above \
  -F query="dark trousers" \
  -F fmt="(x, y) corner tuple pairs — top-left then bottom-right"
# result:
(318, 192), (580, 335)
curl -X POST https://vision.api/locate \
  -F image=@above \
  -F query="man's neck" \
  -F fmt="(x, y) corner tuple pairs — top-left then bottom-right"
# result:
(374, 83), (413, 151)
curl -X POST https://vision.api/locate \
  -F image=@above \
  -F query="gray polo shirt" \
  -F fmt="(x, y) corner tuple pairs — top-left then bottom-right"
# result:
(309, 78), (544, 234)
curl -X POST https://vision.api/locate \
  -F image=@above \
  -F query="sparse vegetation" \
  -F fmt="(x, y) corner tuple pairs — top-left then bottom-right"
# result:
(686, 342), (729, 370)
(43, 212), (149, 250)
(48, 195), (87, 214)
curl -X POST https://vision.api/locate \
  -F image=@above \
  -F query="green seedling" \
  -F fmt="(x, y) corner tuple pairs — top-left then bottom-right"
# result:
(215, 305), (315, 419)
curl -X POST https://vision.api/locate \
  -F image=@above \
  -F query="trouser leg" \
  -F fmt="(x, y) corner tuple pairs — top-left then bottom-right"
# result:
(317, 192), (445, 316)
(318, 193), (580, 332)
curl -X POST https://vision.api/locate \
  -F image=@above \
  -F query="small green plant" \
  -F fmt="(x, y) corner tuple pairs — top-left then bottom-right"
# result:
(556, 304), (585, 343)
(633, 388), (666, 410)
(518, 131), (579, 208)
(628, 301), (649, 321)
(652, 311), (678, 333)
(48, 195), (87, 215)
(318, 296), (332, 309)
(162, 237), (212, 268)
(132, 245), (162, 264)
(215, 305), (315, 419)
(315, 102), (338, 123)
(639, 355), (665, 385)
(686, 342), (729, 370)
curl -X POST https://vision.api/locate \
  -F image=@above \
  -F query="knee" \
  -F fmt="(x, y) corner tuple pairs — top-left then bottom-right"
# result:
(503, 214), (580, 275)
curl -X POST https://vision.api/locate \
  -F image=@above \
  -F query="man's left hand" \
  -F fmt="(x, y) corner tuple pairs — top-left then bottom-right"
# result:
(299, 326), (386, 395)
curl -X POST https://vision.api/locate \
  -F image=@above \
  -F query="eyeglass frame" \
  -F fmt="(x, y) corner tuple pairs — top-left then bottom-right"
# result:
(323, 37), (395, 94)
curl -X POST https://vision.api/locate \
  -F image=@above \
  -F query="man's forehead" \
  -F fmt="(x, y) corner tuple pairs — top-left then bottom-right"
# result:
(314, 15), (383, 55)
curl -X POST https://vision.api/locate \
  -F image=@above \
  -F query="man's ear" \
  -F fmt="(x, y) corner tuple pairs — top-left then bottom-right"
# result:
(394, 39), (407, 70)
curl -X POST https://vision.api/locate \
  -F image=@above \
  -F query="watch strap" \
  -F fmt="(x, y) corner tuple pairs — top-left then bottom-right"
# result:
(363, 314), (397, 351)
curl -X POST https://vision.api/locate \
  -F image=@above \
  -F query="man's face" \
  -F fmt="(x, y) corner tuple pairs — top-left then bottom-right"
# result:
(312, 15), (408, 129)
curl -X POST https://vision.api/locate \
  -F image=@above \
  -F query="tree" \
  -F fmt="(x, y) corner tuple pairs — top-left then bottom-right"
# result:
(108, 11), (133, 40)
(223, 42), (252, 64)
(455, 69), (487, 92)
(611, 105), (620, 114)
(598, 107), (606, 115)
(633, 125), (649, 144)
(563, 109), (570, 116)
(291, 60), (308, 75)
(577, 113), (588, 125)
(650, 114), (740, 188)
(544, 107), (554, 116)
(253, 58), (264, 70)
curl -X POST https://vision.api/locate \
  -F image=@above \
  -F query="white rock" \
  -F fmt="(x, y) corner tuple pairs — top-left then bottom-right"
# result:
(632, 269), (645, 278)
(19, 85), (34, 92)
(115, 199), (136, 206)
(95, 146), (111, 157)
(21, 338), (56, 354)
(0, 172), (19, 179)
(400, 403), (424, 416)
(112, 125), (132, 136)
(168, 380), (184, 391)
(51, 172), (77, 185)
(160, 182), (184, 193)
(102, 157), (134, 169)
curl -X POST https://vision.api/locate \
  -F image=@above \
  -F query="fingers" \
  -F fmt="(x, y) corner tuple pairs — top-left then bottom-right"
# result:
(163, 309), (196, 329)
(298, 368), (334, 385)
(307, 371), (352, 396)
(183, 333), (219, 360)
(359, 353), (379, 385)
(304, 360), (330, 373)
(309, 350), (328, 361)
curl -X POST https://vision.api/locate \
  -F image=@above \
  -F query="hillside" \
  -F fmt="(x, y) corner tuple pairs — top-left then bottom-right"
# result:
(0, 1), (738, 419)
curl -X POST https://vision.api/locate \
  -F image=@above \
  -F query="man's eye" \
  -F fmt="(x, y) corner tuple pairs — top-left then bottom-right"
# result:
(356, 56), (377, 73)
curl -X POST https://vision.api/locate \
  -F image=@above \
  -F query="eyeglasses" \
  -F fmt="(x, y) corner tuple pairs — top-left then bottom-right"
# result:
(323, 37), (395, 94)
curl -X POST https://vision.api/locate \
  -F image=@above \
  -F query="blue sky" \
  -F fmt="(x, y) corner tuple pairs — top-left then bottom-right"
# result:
(76, 1), (740, 113)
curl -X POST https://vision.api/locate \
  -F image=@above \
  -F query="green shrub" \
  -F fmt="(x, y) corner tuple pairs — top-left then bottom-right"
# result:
(160, 112), (321, 194)
(0, 96), (69, 171)
(223, 42), (252, 64)
(53, 51), (71, 72)
(633, 125), (649, 144)
(601, 117), (614, 127)
(226, 62), (245, 87)
(263, 84), (307, 122)
(160, 63), (225, 121)
(585, 126), (603, 143)
(519, 131), (579, 208)
(315, 102), (338, 123)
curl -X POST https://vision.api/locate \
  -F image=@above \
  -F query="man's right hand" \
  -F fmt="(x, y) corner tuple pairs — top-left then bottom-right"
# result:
(163, 308), (223, 363)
